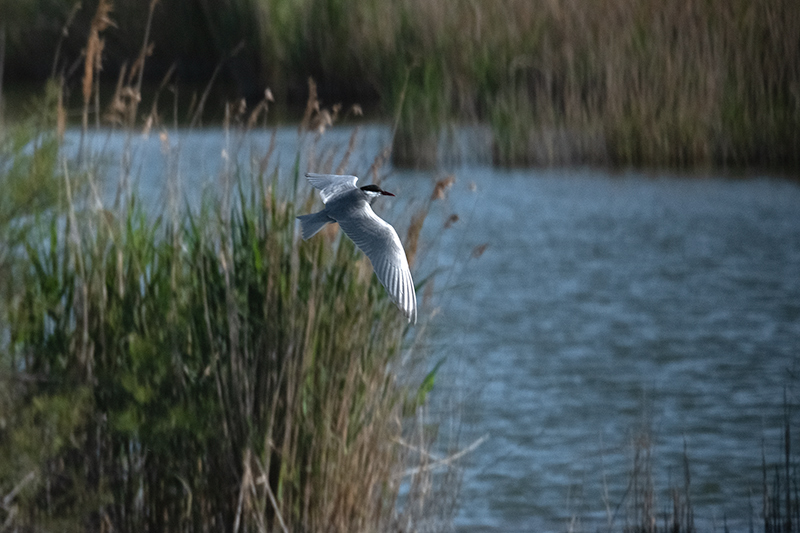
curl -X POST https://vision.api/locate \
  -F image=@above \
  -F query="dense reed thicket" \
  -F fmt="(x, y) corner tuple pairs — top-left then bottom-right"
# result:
(6, 0), (798, 168)
(246, 0), (800, 168)
(0, 77), (459, 530)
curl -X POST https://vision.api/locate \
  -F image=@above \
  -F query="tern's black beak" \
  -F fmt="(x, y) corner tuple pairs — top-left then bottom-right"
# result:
(360, 184), (395, 197)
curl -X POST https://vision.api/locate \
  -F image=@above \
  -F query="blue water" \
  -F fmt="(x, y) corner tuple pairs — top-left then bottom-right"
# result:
(422, 169), (800, 531)
(66, 126), (800, 531)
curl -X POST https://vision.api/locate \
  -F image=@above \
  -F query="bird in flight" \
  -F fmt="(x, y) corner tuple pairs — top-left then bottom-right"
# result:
(297, 172), (417, 324)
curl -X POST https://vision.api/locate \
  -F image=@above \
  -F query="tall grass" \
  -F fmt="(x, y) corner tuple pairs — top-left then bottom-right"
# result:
(11, 0), (798, 167)
(0, 63), (458, 533)
(0, 10), (463, 527)
(229, 0), (800, 167)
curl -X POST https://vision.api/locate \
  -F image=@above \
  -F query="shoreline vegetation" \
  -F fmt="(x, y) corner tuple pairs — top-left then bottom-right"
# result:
(0, 112), (461, 532)
(0, 3), (467, 529)
(1, 0), (799, 168)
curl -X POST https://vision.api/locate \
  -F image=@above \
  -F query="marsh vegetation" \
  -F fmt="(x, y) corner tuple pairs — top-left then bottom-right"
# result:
(0, 5), (466, 527)
(0, 93), (466, 533)
(3, 0), (799, 167)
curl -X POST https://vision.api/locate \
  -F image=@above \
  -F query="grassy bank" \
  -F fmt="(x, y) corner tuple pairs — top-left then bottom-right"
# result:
(248, 0), (800, 168)
(0, 81), (460, 531)
(4, 0), (799, 168)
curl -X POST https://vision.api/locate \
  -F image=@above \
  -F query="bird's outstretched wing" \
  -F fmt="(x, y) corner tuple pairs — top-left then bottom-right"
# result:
(305, 173), (359, 204)
(337, 207), (417, 324)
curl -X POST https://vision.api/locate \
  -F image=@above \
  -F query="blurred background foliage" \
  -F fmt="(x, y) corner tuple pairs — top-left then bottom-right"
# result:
(2, 0), (799, 167)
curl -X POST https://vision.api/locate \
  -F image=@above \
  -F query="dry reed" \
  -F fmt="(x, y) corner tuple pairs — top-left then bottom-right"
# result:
(0, 7), (465, 530)
(13, 0), (796, 167)
(1, 98), (460, 532)
(240, 0), (800, 167)
(82, 0), (114, 132)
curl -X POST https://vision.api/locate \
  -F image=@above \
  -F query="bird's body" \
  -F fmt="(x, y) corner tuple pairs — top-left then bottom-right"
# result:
(297, 173), (417, 324)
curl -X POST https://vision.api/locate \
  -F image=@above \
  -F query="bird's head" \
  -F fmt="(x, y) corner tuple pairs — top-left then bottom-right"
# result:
(360, 184), (395, 201)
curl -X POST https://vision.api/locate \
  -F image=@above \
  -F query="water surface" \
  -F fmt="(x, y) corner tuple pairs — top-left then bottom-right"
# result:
(66, 127), (800, 531)
(421, 168), (800, 531)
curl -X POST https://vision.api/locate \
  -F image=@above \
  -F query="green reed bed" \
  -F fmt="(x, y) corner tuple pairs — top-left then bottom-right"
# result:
(7, 0), (798, 168)
(0, 100), (454, 530)
(248, 0), (800, 168)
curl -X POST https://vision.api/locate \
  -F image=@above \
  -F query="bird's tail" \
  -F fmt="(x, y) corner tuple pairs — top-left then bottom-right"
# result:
(296, 210), (332, 240)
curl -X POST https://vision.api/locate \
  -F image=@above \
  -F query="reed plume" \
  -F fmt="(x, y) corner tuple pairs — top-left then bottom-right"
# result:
(82, 0), (115, 132)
